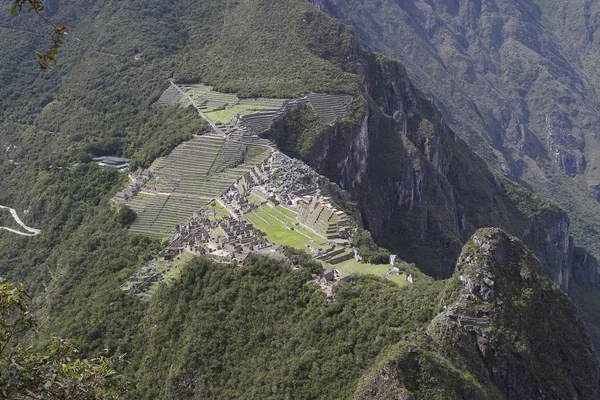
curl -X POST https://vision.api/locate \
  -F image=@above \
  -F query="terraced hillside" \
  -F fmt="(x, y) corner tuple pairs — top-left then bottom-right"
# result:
(148, 135), (226, 195)
(180, 84), (239, 111)
(297, 197), (351, 239)
(128, 194), (207, 237)
(177, 83), (286, 130)
(164, 83), (354, 135)
(126, 134), (272, 237)
(155, 86), (183, 105)
(240, 112), (278, 135)
(307, 93), (353, 125)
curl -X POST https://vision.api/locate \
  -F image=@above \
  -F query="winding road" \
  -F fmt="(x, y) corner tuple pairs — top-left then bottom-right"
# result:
(0, 205), (41, 237)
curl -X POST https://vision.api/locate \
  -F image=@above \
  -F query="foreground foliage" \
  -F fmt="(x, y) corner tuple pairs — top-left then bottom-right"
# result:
(0, 280), (123, 399)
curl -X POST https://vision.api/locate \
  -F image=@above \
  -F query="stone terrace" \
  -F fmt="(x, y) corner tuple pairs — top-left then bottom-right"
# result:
(155, 85), (183, 105)
(160, 83), (354, 137)
(128, 194), (207, 237)
(124, 132), (272, 238)
(307, 93), (353, 125)
(148, 135), (225, 194)
(180, 84), (239, 111)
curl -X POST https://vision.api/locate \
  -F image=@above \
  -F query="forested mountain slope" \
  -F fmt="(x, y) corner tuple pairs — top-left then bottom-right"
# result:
(0, 0), (599, 398)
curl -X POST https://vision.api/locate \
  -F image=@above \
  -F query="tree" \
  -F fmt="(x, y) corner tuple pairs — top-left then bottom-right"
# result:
(10, 0), (67, 69)
(0, 279), (123, 399)
(116, 205), (136, 227)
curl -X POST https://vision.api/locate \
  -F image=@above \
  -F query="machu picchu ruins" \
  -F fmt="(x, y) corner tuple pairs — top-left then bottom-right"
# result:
(118, 81), (407, 298)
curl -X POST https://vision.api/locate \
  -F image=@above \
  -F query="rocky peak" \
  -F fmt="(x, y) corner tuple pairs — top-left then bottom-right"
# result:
(430, 228), (600, 399)
(357, 229), (600, 399)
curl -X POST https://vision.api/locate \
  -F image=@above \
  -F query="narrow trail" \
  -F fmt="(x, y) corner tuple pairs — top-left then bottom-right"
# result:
(0, 205), (41, 237)
(138, 189), (212, 200)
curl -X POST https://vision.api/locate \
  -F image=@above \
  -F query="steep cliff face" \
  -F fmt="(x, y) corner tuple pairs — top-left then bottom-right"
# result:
(308, 0), (600, 265)
(269, 50), (597, 290)
(356, 229), (600, 399)
(308, 0), (600, 178)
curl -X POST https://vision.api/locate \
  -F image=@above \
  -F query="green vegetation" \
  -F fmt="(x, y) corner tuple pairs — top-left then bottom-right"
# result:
(245, 209), (319, 248)
(116, 204), (137, 227)
(130, 256), (442, 398)
(0, 279), (123, 399)
(333, 258), (409, 286)
(351, 228), (390, 264)
(0, 208), (21, 232)
(275, 204), (296, 219)
(2, 0), (599, 398)
(175, 0), (359, 98)
(121, 252), (195, 300)
(10, 0), (68, 69)
(266, 103), (326, 158)
(204, 109), (235, 123)
(229, 104), (275, 115)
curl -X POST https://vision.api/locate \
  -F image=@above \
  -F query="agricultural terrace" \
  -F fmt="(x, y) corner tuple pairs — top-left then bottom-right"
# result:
(297, 197), (351, 239)
(161, 83), (354, 136)
(178, 83), (285, 127)
(155, 85), (183, 105)
(128, 134), (271, 237)
(128, 193), (208, 238)
(122, 252), (195, 301)
(306, 93), (353, 125)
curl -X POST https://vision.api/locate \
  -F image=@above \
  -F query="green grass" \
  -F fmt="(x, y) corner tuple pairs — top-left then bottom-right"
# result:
(208, 200), (231, 219)
(245, 211), (317, 248)
(260, 205), (324, 242)
(247, 193), (264, 206)
(275, 205), (297, 219)
(229, 104), (277, 115)
(205, 109), (236, 123)
(245, 203), (408, 287)
(332, 258), (409, 287)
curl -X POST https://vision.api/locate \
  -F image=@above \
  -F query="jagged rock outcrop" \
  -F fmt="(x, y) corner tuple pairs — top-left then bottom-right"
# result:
(356, 229), (600, 399)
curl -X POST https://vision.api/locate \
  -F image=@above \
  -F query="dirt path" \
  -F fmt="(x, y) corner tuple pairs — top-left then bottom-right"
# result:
(0, 205), (41, 236)
(138, 189), (213, 200)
